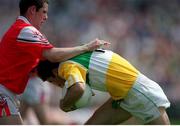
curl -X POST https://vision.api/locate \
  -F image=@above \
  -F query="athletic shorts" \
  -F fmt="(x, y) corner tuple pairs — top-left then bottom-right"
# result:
(0, 85), (20, 117)
(119, 73), (170, 123)
(18, 76), (49, 105)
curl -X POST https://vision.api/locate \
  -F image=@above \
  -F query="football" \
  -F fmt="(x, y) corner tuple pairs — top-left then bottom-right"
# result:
(62, 84), (93, 109)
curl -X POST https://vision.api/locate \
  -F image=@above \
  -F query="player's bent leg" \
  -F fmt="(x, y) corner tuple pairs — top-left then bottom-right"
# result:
(85, 98), (132, 125)
(120, 116), (143, 125)
(33, 103), (49, 125)
(147, 107), (170, 125)
(19, 100), (29, 120)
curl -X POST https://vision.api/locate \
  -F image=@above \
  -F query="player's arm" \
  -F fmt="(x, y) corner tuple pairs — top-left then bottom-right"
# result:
(60, 82), (85, 112)
(17, 27), (110, 62)
(43, 39), (110, 62)
(58, 62), (88, 111)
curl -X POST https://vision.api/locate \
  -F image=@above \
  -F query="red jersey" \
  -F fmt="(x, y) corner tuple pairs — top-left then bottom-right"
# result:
(0, 16), (53, 94)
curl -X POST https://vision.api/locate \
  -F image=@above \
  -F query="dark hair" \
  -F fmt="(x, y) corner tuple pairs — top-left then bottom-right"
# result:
(19, 0), (49, 15)
(36, 60), (59, 81)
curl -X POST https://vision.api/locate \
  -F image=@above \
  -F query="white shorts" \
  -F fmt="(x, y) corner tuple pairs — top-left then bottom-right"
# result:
(18, 76), (49, 105)
(0, 85), (20, 117)
(120, 73), (170, 123)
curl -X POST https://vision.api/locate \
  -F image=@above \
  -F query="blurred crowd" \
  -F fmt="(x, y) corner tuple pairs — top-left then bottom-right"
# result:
(0, 0), (180, 124)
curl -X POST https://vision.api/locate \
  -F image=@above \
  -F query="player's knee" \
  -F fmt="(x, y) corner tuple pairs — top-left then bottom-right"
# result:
(148, 107), (170, 125)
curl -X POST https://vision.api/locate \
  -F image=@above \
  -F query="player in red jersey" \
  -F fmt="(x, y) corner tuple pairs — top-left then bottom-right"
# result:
(0, 0), (109, 124)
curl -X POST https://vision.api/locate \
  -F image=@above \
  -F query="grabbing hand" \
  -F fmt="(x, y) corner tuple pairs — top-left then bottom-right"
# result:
(84, 38), (110, 51)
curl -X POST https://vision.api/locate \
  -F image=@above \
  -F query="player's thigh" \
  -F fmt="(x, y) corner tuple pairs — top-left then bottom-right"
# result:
(120, 116), (143, 125)
(85, 98), (131, 125)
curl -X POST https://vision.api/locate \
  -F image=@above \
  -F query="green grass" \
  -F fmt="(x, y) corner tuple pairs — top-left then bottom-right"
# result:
(170, 119), (180, 125)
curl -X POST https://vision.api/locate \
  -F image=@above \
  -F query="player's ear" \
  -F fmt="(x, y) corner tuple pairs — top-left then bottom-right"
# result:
(28, 5), (36, 15)
(52, 68), (58, 78)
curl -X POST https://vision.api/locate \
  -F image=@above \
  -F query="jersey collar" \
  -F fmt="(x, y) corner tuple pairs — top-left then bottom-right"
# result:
(17, 16), (31, 24)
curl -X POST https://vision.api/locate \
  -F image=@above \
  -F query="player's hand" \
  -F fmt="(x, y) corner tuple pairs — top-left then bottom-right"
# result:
(59, 99), (76, 112)
(84, 38), (110, 51)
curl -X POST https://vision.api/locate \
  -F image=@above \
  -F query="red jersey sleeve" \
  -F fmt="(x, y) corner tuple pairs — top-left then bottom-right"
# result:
(16, 26), (53, 60)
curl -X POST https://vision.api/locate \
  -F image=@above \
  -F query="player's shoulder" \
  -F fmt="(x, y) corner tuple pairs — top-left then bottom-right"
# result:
(15, 16), (43, 39)
(17, 25), (48, 43)
(20, 25), (41, 36)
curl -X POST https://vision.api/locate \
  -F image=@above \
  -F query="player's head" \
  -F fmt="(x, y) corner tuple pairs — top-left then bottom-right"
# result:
(19, 0), (49, 30)
(19, 0), (49, 15)
(36, 60), (59, 81)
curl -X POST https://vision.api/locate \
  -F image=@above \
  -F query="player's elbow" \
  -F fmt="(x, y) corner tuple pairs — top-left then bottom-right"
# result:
(73, 82), (86, 98)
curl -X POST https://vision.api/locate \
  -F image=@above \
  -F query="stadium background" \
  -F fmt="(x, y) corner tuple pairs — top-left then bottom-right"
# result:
(0, 0), (180, 124)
